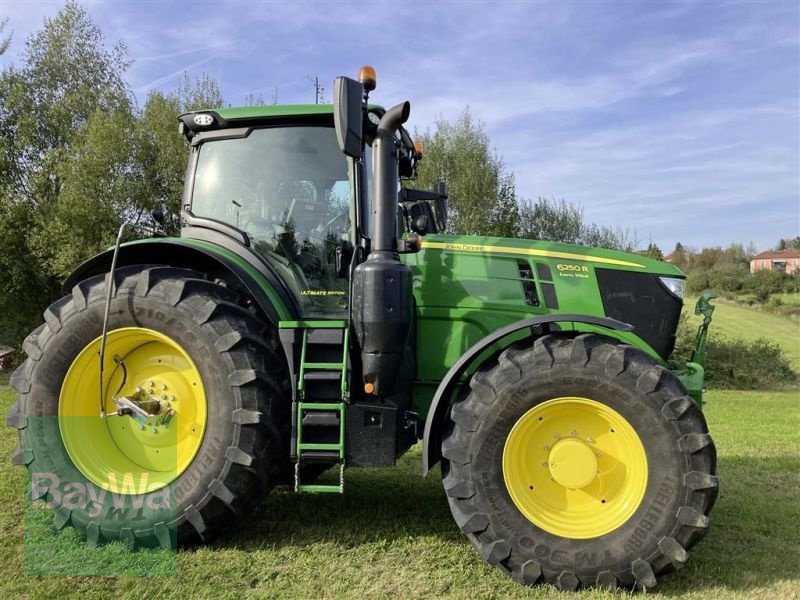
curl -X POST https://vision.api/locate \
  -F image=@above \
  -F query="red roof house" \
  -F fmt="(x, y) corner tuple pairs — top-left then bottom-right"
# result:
(750, 249), (800, 275)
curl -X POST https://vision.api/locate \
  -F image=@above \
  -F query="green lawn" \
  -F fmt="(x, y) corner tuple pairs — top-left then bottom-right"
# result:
(686, 296), (800, 371)
(0, 373), (798, 599)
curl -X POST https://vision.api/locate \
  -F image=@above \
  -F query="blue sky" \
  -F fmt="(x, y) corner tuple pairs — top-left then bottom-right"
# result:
(2, 0), (798, 252)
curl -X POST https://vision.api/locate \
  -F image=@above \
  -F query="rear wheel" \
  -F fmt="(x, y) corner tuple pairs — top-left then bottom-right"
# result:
(7, 265), (290, 547)
(441, 334), (718, 590)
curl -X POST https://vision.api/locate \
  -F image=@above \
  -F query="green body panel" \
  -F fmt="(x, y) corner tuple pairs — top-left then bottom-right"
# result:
(402, 234), (684, 417)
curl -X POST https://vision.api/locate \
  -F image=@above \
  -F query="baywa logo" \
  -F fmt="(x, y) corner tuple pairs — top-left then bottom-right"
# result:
(31, 471), (173, 518)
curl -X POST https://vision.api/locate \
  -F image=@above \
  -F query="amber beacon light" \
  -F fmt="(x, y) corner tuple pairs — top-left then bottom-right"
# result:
(358, 65), (377, 92)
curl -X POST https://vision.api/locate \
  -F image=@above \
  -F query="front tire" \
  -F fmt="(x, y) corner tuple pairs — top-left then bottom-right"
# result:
(441, 334), (718, 590)
(7, 265), (290, 547)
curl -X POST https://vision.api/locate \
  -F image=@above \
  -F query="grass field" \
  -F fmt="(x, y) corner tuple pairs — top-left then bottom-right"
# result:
(0, 370), (798, 599)
(685, 296), (800, 371)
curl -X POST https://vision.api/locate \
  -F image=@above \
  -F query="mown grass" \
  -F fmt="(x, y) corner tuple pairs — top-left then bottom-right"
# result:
(685, 296), (800, 371)
(0, 371), (798, 599)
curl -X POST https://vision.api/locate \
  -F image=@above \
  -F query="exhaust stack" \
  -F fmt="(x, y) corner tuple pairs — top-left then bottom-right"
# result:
(352, 102), (413, 397)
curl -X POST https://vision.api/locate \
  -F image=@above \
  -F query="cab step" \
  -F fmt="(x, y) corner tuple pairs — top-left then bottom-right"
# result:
(279, 320), (349, 494)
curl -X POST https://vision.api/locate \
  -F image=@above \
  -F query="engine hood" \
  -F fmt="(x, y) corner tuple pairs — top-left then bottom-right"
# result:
(417, 234), (684, 277)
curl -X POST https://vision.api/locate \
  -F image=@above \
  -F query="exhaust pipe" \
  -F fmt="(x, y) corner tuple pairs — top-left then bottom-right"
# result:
(372, 101), (410, 252)
(352, 101), (413, 397)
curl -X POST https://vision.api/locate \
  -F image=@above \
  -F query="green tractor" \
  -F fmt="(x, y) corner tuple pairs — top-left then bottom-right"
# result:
(7, 67), (718, 590)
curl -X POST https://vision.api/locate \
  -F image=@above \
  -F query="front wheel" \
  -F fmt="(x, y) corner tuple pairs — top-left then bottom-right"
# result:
(441, 334), (718, 590)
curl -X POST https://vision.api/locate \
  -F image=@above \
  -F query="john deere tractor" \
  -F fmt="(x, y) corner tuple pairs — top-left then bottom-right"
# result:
(7, 67), (718, 590)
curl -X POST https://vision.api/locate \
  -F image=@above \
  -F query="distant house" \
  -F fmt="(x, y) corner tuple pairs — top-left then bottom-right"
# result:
(750, 249), (800, 275)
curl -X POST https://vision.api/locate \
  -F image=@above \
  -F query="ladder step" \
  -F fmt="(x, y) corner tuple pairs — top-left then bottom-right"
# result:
(303, 362), (345, 370)
(297, 484), (342, 494)
(298, 443), (342, 451)
(302, 411), (340, 427)
(304, 371), (342, 382)
(306, 328), (345, 345)
(298, 402), (344, 411)
(299, 450), (342, 463)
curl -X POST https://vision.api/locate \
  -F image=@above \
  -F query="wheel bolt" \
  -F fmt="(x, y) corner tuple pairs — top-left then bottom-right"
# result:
(169, 395), (175, 402)
(161, 384), (168, 391)
(543, 445), (550, 451)
(148, 381), (155, 387)
(587, 437), (595, 444)
(571, 430), (577, 436)
(554, 432), (561, 439)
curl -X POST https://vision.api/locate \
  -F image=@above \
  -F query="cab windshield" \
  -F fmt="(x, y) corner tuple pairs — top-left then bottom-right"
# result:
(190, 126), (352, 316)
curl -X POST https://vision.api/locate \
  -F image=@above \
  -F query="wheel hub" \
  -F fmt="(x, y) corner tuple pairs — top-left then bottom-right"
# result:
(59, 328), (207, 493)
(502, 396), (648, 539)
(548, 438), (597, 489)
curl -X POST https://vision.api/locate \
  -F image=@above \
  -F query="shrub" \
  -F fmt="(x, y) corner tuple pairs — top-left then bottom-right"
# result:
(674, 316), (797, 390)
(703, 337), (797, 389)
(709, 263), (749, 293)
(686, 269), (711, 295)
(749, 269), (789, 300)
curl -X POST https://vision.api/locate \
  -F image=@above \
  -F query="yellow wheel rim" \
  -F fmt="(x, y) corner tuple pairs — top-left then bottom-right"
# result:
(59, 328), (207, 493)
(502, 396), (647, 539)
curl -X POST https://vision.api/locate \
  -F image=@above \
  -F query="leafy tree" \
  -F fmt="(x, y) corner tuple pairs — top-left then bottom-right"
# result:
(413, 109), (518, 237)
(643, 242), (664, 261)
(0, 18), (11, 56)
(515, 196), (637, 251)
(670, 242), (689, 269)
(177, 71), (225, 112)
(0, 1), (132, 345)
(0, 1), (130, 203)
(691, 247), (726, 270)
(31, 106), (140, 278)
(777, 236), (800, 251)
(516, 197), (582, 243)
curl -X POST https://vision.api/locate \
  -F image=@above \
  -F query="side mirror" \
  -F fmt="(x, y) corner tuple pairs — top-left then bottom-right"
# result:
(333, 76), (364, 159)
(435, 180), (448, 232)
(151, 207), (165, 226)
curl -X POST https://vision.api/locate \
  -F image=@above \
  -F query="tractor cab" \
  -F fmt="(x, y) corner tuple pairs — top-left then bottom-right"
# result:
(178, 108), (360, 317)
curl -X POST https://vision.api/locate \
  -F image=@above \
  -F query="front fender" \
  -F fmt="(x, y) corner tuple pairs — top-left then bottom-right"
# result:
(421, 314), (634, 475)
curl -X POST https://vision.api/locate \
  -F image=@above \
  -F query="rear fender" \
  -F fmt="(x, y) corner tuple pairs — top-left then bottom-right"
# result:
(64, 238), (297, 327)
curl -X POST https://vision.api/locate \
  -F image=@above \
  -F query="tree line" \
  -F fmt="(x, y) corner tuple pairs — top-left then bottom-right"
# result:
(667, 241), (799, 305)
(2, 2), (793, 351)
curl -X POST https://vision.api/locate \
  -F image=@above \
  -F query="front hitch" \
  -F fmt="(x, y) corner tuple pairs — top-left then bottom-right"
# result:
(691, 292), (717, 365)
(672, 293), (717, 407)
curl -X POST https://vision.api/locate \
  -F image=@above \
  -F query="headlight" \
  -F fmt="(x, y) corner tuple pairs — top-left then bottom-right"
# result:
(193, 113), (215, 127)
(659, 276), (685, 299)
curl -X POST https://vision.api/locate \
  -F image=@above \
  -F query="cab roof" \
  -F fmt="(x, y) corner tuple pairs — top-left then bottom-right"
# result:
(213, 104), (335, 120)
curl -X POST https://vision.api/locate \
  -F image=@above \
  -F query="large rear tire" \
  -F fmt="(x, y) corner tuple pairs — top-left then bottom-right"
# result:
(6, 265), (290, 547)
(441, 333), (718, 590)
